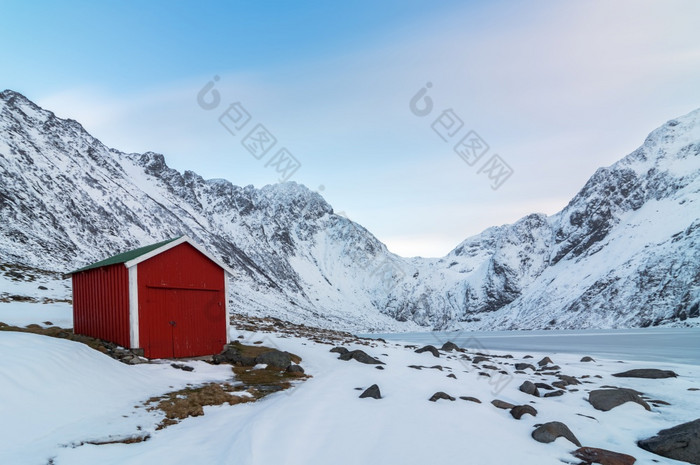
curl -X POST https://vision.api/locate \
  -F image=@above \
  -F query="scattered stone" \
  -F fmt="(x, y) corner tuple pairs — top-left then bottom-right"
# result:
(612, 369), (678, 379)
(338, 350), (385, 365)
(375, 366), (384, 370)
(531, 421), (581, 446)
(37, 285), (48, 290)
(649, 399), (670, 406)
(557, 374), (581, 386)
(447, 373), (457, 379)
(519, 381), (540, 397)
(537, 357), (553, 367)
(515, 363), (536, 371)
(535, 382), (554, 390)
(544, 390), (565, 398)
(689, 388), (700, 391)
(588, 389), (650, 412)
(472, 356), (490, 364)
(256, 350), (292, 368)
(573, 447), (636, 465)
(237, 335), (244, 339)
(478, 372), (490, 377)
(170, 363), (194, 372)
(459, 396), (481, 403)
(359, 384), (381, 399)
(408, 365), (423, 370)
(482, 364), (499, 370)
(638, 418), (700, 464)
(491, 399), (515, 410)
(581, 356), (595, 362)
(212, 346), (256, 366)
(552, 381), (568, 389)
(415, 345), (440, 357)
(510, 405), (537, 419)
(330, 347), (349, 355)
(538, 365), (561, 371)
(429, 391), (455, 402)
(286, 364), (304, 373)
(576, 413), (598, 421)
(523, 355), (533, 359)
(440, 341), (460, 351)
(42, 321), (53, 326)
(429, 365), (444, 371)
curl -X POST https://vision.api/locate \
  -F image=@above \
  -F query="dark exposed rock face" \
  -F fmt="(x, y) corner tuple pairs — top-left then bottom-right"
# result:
(338, 350), (384, 365)
(415, 345), (440, 357)
(256, 350), (292, 368)
(588, 389), (651, 412)
(637, 418), (700, 465)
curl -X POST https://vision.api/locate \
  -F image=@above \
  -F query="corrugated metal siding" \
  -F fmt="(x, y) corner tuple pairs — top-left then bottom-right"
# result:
(72, 264), (130, 347)
(138, 243), (226, 358)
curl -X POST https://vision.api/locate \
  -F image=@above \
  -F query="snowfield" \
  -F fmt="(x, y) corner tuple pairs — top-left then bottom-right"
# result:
(1, 303), (699, 465)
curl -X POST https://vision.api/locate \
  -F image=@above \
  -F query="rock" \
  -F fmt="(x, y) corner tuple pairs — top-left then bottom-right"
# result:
(472, 356), (490, 364)
(612, 369), (678, 379)
(429, 391), (455, 402)
(330, 347), (349, 355)
(408, 365), (423, 370)
(637, 418), (700, 464)
(689, 388), (700, 391)
(581, 356), (595, 362)
(537, 356), (553, 366)
(338, 350), (385, 365)
(510, 405), (537, 419)
(286, 364), (304, 373)
(375, 366), (384, 370)
(532, 421), (581, 446)
(447, 373), (457, 379)
(572, 446), (636, 465)
(482, 364), (499, 370)
(515, 363), (536, 371)
(38, 285), (48, 290)
(256, 350), (292, 368)
(415, 345), (440, 357)
(213, 346), (256, 366)
(588, 389), (650, 412)
(544, 390), (565, 398)
(523, 355), (533, 359)
(170, 363), (194, 372)
(459, 396), (481, 403)
(359, 384), (381, 399)
(440, 341), (460, 351)
(557, 374), (581, 385)
(519, 381), (540, 397)
(492, 399), (515, 410)
(538, 365), (561, 371)
(535, 382), (554, 390)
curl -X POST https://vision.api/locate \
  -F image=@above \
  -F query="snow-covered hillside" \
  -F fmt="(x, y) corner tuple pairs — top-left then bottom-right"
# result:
(0, 89), (698, 331)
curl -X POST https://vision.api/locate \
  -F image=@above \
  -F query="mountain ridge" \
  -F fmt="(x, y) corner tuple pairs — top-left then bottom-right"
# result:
(1, 89), (698, 331)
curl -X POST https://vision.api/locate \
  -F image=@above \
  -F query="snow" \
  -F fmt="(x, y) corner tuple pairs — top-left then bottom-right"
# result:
(0, 301), (72, 328)
(1, 302), (699, 465)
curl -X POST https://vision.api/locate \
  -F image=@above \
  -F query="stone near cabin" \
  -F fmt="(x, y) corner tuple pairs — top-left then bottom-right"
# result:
(286, 364), (304, 373)
(256, 350), (292, 369)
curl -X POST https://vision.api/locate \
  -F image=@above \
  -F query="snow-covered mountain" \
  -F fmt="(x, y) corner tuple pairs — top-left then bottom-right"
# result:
(1, 89), (698, 331)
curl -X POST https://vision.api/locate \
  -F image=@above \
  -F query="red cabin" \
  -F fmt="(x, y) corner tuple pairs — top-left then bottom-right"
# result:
(70, 236), (231, 359)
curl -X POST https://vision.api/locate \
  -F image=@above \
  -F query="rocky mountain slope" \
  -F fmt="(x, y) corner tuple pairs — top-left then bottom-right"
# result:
(0, 89), (698, 331)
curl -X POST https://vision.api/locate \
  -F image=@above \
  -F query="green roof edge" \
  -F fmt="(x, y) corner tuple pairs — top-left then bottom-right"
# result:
(69, 236), (183, 274)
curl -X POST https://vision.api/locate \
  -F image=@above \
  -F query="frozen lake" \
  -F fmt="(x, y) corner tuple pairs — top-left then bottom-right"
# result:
(367, 327), (700, 366)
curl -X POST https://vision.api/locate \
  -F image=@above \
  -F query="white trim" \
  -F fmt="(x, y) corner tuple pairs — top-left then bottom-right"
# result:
(128, 265), (140, 349)
(224, 275), (231, 344)
(123, 235), (235, 275)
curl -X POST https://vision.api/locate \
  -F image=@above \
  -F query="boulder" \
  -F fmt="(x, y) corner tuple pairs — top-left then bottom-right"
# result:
(580, 356), (595, 362)
(472, 356), (490, 364)
(338, 350), (385, 365)
(286, 364), (304, 373)
(212, 346), (256, 366)
(535, 382), (554, 390)
(531, 421), (581, 447)
(637, 418), (700, 464)
(359, 384), (382, 399)
(557, 374), (581, 385)
(519, 381), (540, 397)
(612, 369), (678, 379)
(573, 447), (636, 465)
(588, 389), (650, 412)
(415, 345), (440, 357)
(440, 341), (460, 352)
(255, 350), (292, 368)
(510, 405), (538, 419)
(491, 399), (515, 410)
(537, 357), (553, 367)
(544, 390), (565, 398)
(429, 391), (455, 402)
(459, 396), (481, 403)
(330, 347), (349, 355)
(515, 363), (536, 371)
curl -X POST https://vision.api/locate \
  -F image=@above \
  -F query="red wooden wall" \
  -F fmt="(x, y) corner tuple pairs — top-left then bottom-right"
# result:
(72, 263), (130, 348)
(137, 243), (226, 358)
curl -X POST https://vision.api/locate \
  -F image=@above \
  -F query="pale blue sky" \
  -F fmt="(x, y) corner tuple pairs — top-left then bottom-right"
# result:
(3, 1), (700, 256)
